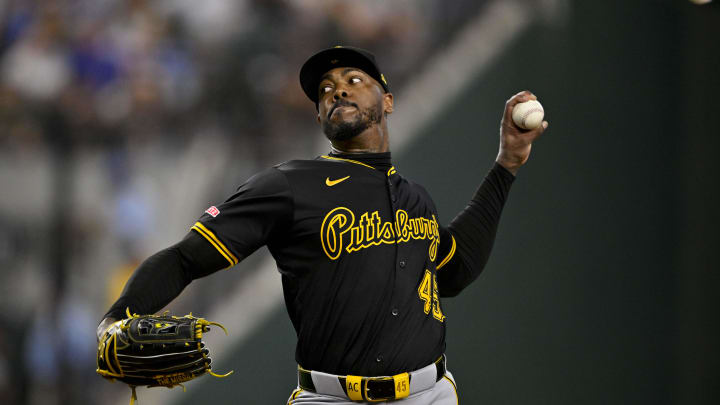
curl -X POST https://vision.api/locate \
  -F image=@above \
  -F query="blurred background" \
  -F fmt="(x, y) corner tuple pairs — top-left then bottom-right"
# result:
(0, 0), (718, 404)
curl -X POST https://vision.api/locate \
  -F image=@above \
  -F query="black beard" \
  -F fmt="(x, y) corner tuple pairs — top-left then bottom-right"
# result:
(322, 104), (382, 142)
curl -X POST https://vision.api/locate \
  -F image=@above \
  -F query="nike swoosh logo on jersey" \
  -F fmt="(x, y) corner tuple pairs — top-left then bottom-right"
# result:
(326, 176), (350, 186)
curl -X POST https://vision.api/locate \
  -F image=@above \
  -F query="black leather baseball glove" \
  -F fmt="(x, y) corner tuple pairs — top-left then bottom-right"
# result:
(96, 309), (232, 404)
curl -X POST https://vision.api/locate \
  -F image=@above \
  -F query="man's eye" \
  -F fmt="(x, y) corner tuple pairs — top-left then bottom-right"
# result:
(350, 77), (361, 84)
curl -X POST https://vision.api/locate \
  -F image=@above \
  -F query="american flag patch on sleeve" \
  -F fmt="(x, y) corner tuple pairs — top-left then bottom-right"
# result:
(205, 206), (220, 217)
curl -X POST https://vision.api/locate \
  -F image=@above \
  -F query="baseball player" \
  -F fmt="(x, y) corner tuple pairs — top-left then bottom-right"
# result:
(97, 46), (548, 404)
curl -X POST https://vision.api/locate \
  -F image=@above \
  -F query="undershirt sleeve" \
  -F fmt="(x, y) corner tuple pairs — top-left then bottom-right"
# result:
(103, 231), (230, 320)
(436, 162), (515, 297)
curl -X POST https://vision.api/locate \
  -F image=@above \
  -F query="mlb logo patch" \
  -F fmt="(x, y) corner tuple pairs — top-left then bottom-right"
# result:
(205, 206), (220, 217)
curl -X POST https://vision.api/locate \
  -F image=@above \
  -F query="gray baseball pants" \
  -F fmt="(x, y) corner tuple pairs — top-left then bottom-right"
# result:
(286, 371), (458, 404)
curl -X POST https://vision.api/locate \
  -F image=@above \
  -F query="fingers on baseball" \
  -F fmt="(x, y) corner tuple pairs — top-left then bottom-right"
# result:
(527, 120), (548, 140)
(504, 90), (537, 115)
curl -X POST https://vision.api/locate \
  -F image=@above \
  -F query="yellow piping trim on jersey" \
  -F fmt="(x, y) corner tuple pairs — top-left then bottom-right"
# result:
(443, 375), (459, 404)
(191, 222), (238, 267)
(321, 155), (375, 170)
(287, 388), (303, 404)
(436, 235), (456, 270)
(387, 166), (397, 176)
(191, 222), (236, 266)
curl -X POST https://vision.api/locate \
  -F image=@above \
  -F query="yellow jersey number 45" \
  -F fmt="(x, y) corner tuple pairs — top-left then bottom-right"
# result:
(417, 270), (445, 322)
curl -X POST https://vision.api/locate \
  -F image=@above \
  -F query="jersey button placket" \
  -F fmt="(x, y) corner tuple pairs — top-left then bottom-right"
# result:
(388, 179), (396, 205)
(387, 175), (400, 329)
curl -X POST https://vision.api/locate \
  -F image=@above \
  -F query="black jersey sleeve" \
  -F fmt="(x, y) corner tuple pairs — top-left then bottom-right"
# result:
(103, 167), (294, 321)
(103, 231), (230, 320)
(436, 162), (515, 297)
(190, 167), (294, 267)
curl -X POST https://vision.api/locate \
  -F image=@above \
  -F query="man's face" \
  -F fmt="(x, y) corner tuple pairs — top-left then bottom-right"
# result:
(316, 67), (390, 142)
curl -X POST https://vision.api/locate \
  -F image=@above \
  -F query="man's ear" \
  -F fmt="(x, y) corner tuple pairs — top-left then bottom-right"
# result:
(383, 93), (394, 114)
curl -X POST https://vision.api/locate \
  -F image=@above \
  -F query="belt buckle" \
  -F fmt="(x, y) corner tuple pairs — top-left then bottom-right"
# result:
(364, 376), (394, 402)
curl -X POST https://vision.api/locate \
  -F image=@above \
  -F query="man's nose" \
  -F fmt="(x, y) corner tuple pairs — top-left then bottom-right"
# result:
(333, 89), (349, 101)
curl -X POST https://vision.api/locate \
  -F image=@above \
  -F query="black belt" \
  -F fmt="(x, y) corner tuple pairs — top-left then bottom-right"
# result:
(298, 355), (446, 402)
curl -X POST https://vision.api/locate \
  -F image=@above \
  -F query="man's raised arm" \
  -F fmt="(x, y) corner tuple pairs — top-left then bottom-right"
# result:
(436, 91), (548, 297)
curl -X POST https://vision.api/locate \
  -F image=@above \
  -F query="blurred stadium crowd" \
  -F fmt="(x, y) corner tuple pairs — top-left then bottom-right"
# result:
(0, 0), (486, 403)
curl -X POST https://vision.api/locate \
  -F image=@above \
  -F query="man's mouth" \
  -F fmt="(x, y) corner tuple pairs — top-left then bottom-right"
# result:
(329, 102), (357, 119)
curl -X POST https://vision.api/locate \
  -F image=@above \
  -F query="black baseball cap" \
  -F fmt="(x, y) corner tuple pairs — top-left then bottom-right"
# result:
(299, 46), (389, 104)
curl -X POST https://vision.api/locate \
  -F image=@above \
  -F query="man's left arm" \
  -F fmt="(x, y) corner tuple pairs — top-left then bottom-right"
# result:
(436, 90), (547, 297)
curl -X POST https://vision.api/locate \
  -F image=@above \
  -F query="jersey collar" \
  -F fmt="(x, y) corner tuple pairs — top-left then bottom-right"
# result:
(323, 151), (393, 174)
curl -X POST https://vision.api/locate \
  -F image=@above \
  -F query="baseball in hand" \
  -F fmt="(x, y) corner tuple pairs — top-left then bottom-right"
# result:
(512, 99), (544, 130)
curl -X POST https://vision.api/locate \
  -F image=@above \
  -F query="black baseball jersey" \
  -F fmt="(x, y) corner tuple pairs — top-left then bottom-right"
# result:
(192, 153), (457, 376)
(105, 150), (514, 378)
